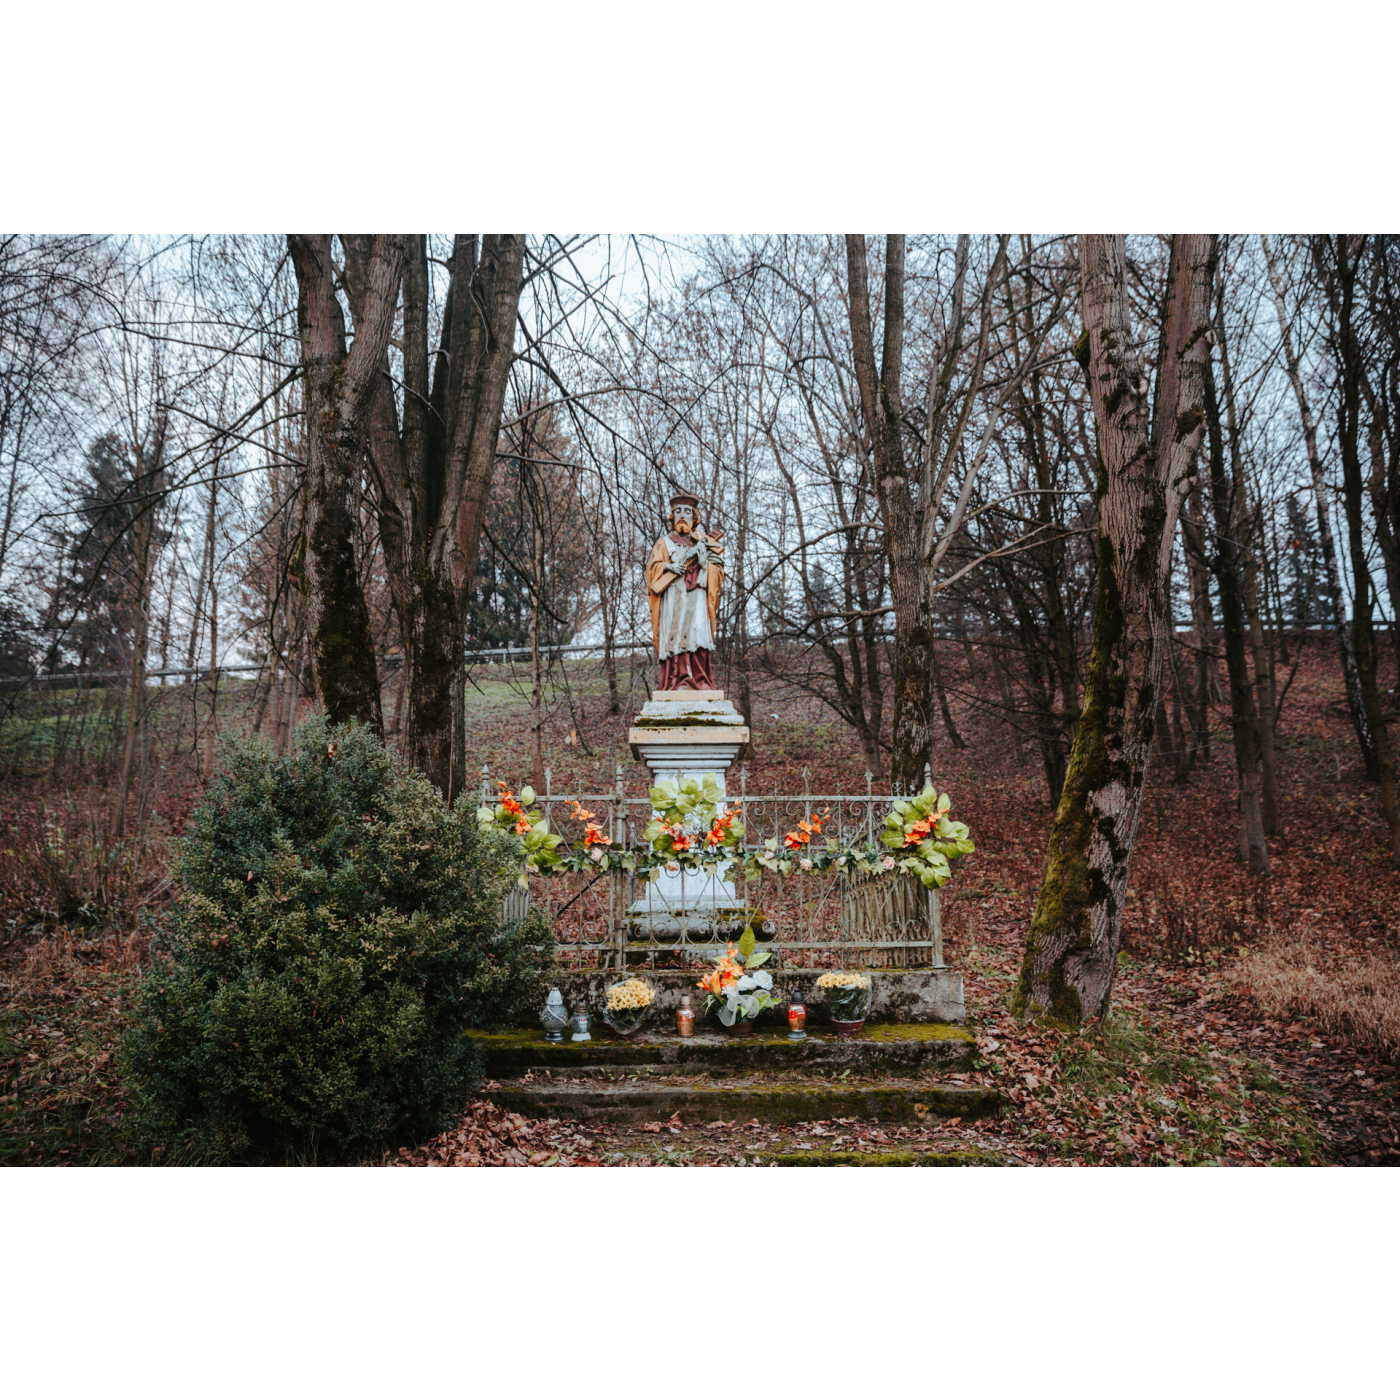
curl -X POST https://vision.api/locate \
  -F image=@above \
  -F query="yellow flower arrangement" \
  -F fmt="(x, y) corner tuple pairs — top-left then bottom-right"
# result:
(815, 972), (870, 991)
(606, 978), (655, 1013)
(816, 970), (872, 1025)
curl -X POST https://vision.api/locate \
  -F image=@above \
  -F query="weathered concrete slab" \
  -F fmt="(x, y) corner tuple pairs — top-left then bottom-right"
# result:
(538, 967), (965, 1025)
(486, 1078), (1001, 1126)
(470, 1023), (976, 1076)
(628, 725), (751, 749)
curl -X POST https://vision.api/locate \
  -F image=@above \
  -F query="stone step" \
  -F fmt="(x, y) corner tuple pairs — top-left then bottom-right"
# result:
(484, 1077), (1001, 1126)
(470, 1025), (977, 1078)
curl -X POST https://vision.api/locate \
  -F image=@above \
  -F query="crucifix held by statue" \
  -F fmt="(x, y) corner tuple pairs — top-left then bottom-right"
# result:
(646, 491), (725, 691)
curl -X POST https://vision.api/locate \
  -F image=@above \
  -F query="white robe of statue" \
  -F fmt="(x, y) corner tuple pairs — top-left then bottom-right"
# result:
(655, 535), (715, 661)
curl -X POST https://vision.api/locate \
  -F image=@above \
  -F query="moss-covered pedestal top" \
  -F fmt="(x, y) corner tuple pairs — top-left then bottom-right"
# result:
(628, 689), (750, 761)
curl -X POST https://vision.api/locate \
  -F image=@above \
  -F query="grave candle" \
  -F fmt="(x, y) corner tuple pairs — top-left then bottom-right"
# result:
(787, 990), (807, 1040)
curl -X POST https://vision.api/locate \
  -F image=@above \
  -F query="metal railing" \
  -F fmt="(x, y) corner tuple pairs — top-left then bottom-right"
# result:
(486, 763), (946, 973)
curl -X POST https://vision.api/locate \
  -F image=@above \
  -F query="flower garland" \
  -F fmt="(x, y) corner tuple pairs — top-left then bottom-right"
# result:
(477, 781), (564, 885)
(478, 778), (974, 890)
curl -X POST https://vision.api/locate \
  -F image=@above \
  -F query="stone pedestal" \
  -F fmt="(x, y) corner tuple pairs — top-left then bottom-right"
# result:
(627, 690), (750, 936)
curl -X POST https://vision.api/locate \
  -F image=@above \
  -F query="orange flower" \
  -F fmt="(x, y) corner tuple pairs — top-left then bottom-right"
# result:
(698, 944), (743, 994)
(583, 822), (608, 847)
(514, 817), (530, 836)
(783, 807), (830, 849)
(903, 814), (935, 847)
(497, 781), (524, 817)
(568, 801), (596, 822)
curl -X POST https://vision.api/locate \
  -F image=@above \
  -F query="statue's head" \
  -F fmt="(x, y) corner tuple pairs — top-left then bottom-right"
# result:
(668, 491), (700, 537)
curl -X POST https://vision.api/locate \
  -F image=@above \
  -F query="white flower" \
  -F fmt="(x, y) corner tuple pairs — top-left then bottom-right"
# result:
(881, 854), (896, 870)
(799, 857), (813, 871)
(836, 856), (847, 868)
(590, 846), (605, 862)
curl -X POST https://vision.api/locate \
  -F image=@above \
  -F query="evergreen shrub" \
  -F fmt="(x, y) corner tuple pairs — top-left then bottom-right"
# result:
(121, 716), (552, 1163)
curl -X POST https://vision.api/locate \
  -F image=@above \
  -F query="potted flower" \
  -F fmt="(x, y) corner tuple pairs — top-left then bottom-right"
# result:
(816, 971), (872, 1037)
(601, 977), (655, 1038)
(697, 929), (779, 1034)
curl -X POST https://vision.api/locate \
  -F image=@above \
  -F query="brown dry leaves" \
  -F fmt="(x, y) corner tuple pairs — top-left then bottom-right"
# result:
(393, 1098), (602, 1167)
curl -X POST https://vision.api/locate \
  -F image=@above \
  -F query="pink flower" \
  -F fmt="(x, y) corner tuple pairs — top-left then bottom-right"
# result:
(881, 854), (896, 871)
(665, 860), (680, 874)
(590, 846), (605, 863)
(799, 857), (813, 871)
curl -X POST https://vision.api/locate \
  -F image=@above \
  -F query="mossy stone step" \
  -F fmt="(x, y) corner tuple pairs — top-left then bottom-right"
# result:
(485, 1078), (1000, 1126)
(470, 1024), (977, 1077)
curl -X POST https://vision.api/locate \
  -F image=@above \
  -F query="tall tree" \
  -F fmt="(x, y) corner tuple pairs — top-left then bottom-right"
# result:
(1261, 234), (1377, 776)
(349, 234), (525, 797)
(1014, 233), (1214, 1027)
(286, 233), (407, 738)
(1203, 327), (1270, 874)
(1315, 234), (1400, 863)
(846, 234), (1035, 787)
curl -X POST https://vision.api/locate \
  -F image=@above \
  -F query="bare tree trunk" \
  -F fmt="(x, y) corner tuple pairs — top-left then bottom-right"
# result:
(1324, 235), (1400, 864)
(1179, 487), (1214, 764)
(202, 454), (220, 779)
(1216, 299), (1280, 834)
(1204, 348), (1269, 874)
(279, 632), (303, 754)
(250, 664), (273, 736)
(929, 635), (964, 750)
(350, 233), (525, 795)
(112, 529), (151, 840)
(112, 431), (166, 840)
(1262, 235), (1377, 775)
(287, 233), (406, 737)
(388, 657), (409, 739)
(1014, 233), (1213, 1028)
(845, 234), (932, 787)
(204, 569), (219, 779)
(529, 502), (545, 795)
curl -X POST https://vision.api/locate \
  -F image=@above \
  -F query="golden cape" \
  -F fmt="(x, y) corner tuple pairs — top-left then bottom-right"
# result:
(646, 534), (723, 654)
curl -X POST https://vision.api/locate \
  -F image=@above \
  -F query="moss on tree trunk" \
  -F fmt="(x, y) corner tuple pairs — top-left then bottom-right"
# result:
(403, 563), (466, 799)
(1013, 236), (1214, 1029)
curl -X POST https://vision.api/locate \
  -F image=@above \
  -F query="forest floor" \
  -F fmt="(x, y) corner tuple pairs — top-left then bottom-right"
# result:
(3, 638), (1398, 1166)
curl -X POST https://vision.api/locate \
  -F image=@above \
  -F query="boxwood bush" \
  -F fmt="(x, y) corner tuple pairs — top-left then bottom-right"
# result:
(121, 716), (552, 1164)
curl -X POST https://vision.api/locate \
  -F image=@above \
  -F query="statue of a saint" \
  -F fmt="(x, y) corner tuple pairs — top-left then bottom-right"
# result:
(646, 491), (725, 691)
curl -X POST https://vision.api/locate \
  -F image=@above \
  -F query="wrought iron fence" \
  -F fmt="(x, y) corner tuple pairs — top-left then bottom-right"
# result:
(484, 764), (947, 973)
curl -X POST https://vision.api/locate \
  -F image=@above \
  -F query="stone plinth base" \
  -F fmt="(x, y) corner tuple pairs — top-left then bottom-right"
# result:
(627, 688), (749, 767)
(537, 967), (965, 1025)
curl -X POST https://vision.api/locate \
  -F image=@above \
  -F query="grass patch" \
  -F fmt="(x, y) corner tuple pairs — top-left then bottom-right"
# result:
(1239, 938), (1400, 1063)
